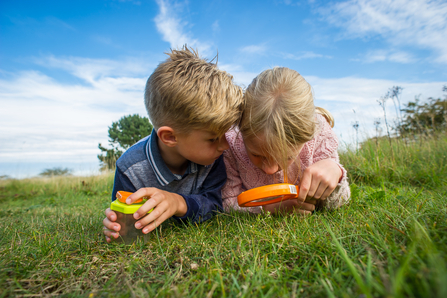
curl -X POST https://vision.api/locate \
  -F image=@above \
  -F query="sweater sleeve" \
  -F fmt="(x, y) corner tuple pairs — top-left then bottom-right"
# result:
(173, 155), (225, 223)
(222, 134), (263, 214)
(313, 115), (351, 209)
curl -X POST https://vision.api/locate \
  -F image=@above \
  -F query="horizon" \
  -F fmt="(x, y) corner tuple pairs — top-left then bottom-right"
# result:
(1, 0), (446, 178)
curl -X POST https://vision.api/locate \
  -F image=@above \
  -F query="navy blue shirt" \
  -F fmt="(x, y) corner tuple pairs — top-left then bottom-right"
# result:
(112, 130), (225, 223)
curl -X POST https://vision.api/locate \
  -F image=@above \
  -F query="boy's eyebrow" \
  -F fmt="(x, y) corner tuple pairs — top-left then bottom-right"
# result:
(204, 130), (219, 137)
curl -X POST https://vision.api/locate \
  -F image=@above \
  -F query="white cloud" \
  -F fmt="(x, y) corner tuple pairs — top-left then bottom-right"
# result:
(320, 0), (447, 63)
(33, 55), (151, 84)
(1, 55), (445, 177)
(306, 75), (446, 144)
(212, 20), (220, 33)
(0, 57), (152, 175)
(45, 16), (76, 31)
(239, 45), (267, 55)
(219, 63), (258, 88)
(360, 49), (416, 63)
(154, 0), (212, 55)
(281, 51), (332, 60)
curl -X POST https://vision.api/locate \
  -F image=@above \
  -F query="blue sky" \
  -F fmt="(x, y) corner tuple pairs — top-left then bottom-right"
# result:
(1, 0), (446, 178)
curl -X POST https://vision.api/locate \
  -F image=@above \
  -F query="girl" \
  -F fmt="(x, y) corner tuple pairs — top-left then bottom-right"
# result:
(222, 67), (350, 215)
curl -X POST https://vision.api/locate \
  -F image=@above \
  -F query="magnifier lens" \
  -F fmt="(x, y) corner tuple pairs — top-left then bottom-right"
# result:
(237, 184), (299, 207)
(249, 195), (283, 203)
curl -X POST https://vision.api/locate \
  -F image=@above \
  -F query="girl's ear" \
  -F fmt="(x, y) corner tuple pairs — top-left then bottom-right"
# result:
(157, 126), (178, 147)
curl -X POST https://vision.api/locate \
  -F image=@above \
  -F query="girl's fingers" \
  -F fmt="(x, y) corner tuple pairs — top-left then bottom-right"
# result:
(297, 202), (316, 212)
(312, 183), (328, 200)
(298, 172), (312, 202)
(306, 180), (320, 198)
(320, 187), (334, 201)
(293, 208), (312, 216)
(304, 198), (317, 205)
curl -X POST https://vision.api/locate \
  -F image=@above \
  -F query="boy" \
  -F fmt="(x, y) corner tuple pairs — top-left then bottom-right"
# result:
(103, 47), (244, 242)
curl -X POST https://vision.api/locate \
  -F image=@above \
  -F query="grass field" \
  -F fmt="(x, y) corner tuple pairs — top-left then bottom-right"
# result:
(1, 134), (446, 297)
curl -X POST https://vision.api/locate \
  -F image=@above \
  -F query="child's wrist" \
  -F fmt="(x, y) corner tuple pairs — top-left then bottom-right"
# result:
(337, 165), (343, 183)
(174, 194), (188, 217)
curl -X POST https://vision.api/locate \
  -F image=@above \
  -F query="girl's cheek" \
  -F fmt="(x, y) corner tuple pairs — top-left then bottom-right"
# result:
(249, 156), (261, 168)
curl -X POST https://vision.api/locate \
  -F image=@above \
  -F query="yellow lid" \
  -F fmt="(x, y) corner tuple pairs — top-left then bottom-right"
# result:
(110, 200), (152, 214)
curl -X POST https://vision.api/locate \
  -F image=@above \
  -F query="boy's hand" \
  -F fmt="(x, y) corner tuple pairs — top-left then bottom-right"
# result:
(127, 188), (188, 234)
(298, 159), (342, 203)
(103, 208), (121, 243)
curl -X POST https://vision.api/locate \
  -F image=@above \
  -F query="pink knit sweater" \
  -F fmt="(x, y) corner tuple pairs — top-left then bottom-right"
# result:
(222, 114), (351, 213)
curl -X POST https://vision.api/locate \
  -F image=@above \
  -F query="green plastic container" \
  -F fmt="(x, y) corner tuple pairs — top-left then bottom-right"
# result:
(110, 200), (152, 244)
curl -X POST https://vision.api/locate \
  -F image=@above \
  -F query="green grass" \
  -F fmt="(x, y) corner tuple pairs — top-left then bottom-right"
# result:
(1, 135), (446, 297)
(341, 132), (447, 188)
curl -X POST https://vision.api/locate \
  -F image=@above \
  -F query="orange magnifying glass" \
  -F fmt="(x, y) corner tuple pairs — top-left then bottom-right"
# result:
(237, 183), (299, 207)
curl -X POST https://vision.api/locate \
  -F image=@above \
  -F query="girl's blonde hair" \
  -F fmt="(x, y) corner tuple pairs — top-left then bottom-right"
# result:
(240, 67), (333, 179)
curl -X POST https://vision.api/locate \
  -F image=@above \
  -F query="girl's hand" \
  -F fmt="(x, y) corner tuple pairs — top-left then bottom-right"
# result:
(298, 159), (342, 203)
(262, 197), (317, 215)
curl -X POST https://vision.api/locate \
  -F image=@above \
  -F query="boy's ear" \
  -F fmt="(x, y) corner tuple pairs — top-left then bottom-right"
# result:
(157, 126), (178, 147)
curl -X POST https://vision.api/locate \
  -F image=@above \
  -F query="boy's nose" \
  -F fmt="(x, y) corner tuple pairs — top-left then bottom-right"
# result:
(262, 161), (279, 175)
(217, 136), (229, 152)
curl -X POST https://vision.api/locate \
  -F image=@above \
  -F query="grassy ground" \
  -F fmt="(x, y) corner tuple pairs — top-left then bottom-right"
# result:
(1, 135), (446, 297)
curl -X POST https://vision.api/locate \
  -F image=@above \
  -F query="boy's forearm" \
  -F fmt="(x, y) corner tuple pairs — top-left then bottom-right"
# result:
(174, 191), (223, 223)
(172, 156), (226, 223)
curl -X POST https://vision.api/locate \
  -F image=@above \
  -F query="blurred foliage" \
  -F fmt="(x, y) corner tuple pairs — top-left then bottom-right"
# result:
(98, 114), (153, 171)
(397, 85), (447, 135)
(39, 167), (73, 177)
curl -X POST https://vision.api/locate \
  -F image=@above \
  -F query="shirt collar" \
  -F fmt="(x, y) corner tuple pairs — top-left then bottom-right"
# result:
(146, 129), (200, 186)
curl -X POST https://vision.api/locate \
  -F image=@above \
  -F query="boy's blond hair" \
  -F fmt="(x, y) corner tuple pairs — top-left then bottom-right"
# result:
(145, 46), (244, 136)
(240, 67), (334, 179)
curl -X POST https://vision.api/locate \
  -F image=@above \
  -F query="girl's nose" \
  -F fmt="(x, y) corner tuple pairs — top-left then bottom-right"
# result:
(262, 160), (279, 175)
(217, 136), (229, 152)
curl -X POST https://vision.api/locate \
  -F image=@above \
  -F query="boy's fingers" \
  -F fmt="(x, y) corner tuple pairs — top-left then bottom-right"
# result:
(103, 217), (120, 231)
(105, 208), (117, 221)
(126, 187), (156, 204)
(135, 197), (168, 228)
(142, 211), (173, 234)
(103, 226), (119, 238)
(133, 192), (163, 219)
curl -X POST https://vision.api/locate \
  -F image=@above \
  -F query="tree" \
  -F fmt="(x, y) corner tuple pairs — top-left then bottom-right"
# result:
(98, 114), (153, 170)
(397, 85), (447, 135)
(39, 167), (73, 177)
